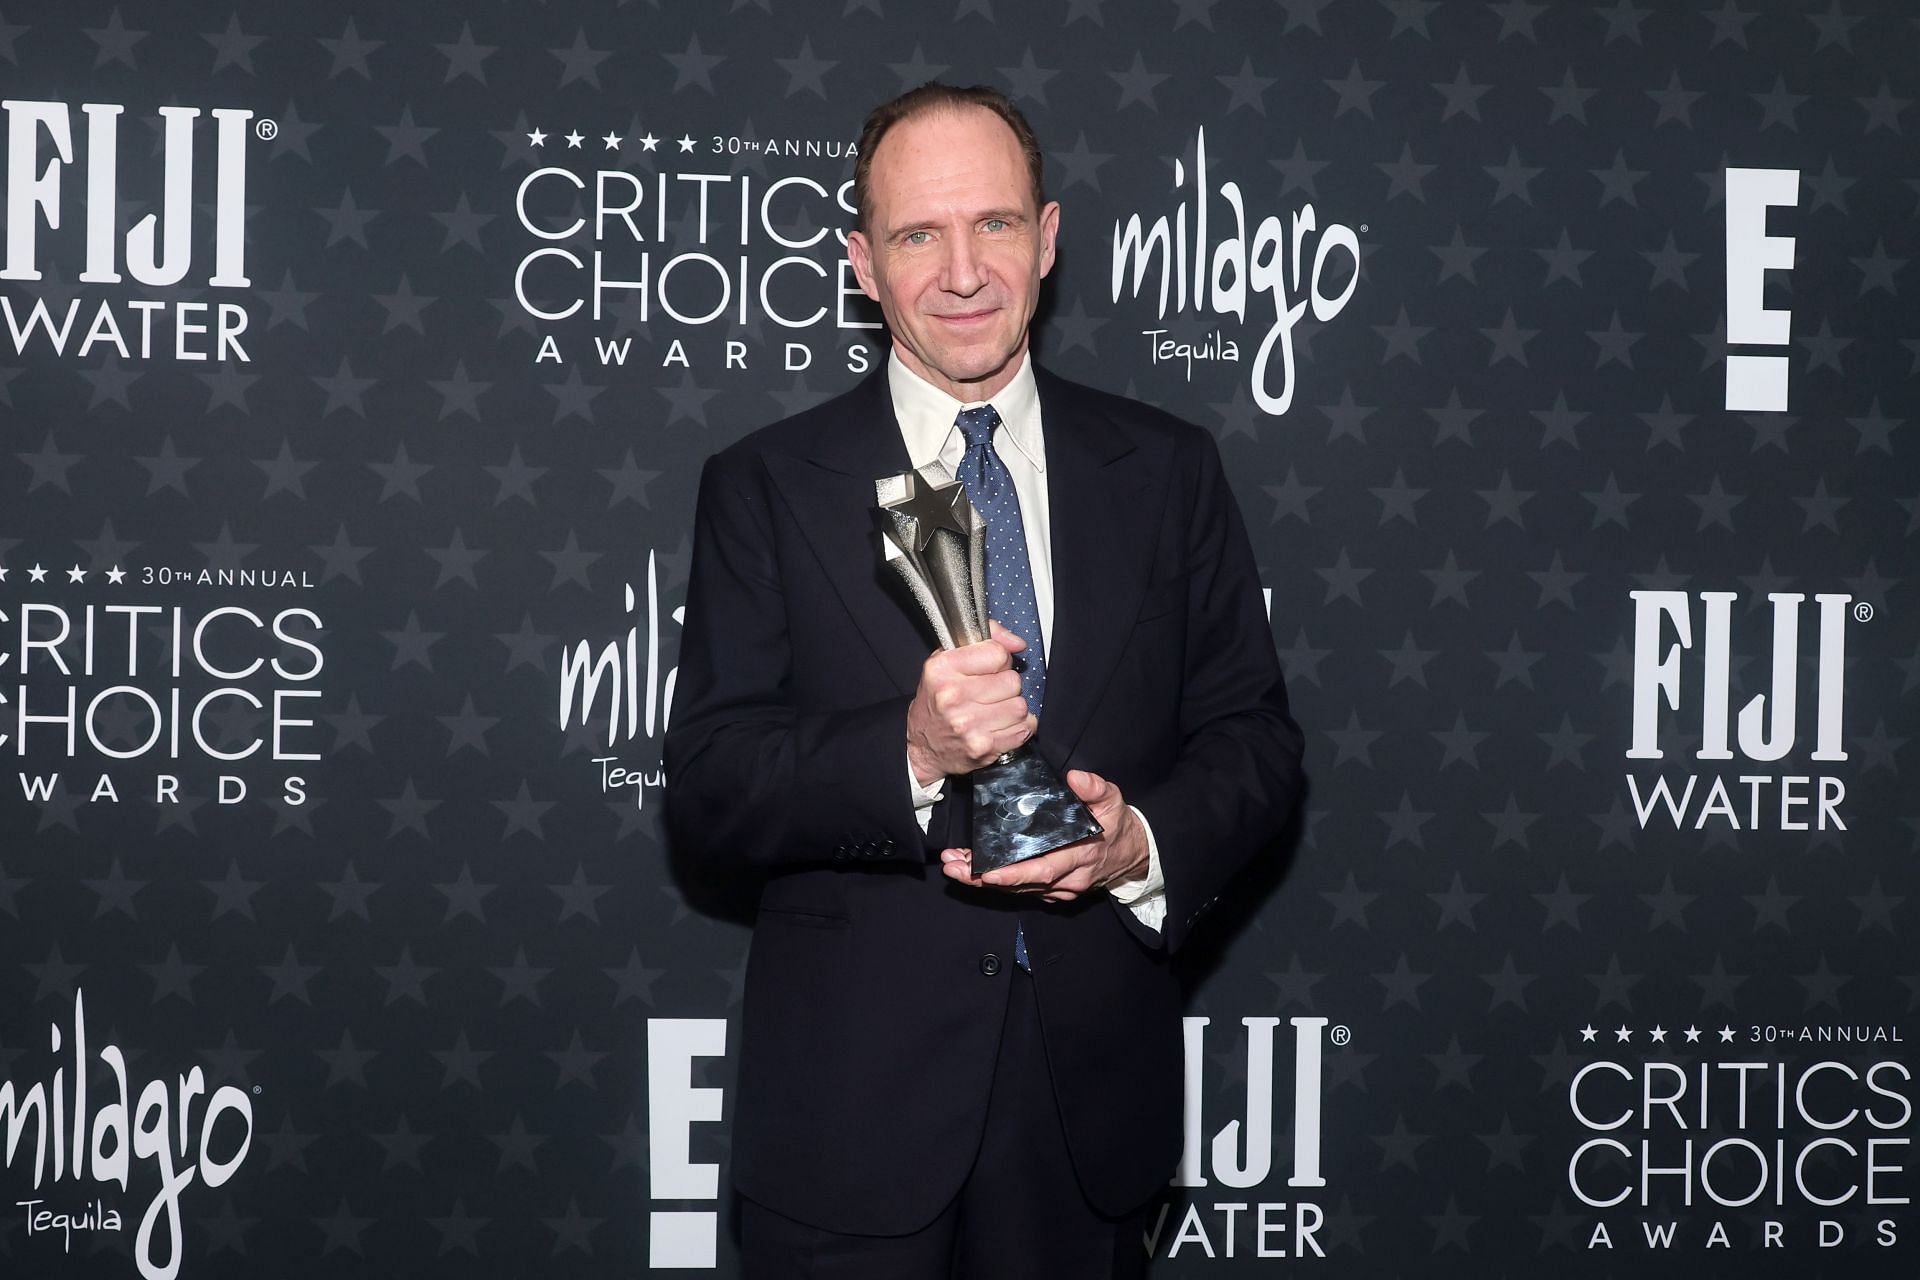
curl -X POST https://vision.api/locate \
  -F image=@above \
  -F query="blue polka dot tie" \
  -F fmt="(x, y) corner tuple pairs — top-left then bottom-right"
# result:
(955, 405), (1046, 719)
(956, 404), (1043, 970)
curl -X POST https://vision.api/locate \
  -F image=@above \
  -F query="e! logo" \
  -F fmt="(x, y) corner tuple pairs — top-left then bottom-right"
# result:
(647, 1018), (727, 1269)
(1723, 167), (1800, 413)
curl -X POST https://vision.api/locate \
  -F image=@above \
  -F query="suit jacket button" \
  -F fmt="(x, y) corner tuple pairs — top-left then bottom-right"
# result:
(979, 953), (1001, 977)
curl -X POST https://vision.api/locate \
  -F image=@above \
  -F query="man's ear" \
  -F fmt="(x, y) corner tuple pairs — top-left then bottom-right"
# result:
(847, 229), (881, 301)
(1037, 200), (1061, 279)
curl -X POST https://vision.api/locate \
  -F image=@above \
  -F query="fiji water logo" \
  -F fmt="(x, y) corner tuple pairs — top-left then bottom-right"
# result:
(1152, 1015), (1341, 1261)
(1, 99), (264, 361)
(1625, 590), (1863, 833)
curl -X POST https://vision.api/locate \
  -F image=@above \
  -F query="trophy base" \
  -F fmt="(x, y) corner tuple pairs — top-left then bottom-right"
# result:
(969, 747), (1103, 873)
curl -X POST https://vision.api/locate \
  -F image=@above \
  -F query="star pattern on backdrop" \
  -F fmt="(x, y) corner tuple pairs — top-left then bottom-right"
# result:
(0, 4), (1913, 1278)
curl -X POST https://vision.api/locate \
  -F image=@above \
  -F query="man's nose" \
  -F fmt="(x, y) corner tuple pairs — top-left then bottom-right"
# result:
(942, 233), (986, 295)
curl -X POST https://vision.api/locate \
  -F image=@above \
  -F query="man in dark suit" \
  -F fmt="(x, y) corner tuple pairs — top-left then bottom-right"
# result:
(664, 83), (1302, 1279)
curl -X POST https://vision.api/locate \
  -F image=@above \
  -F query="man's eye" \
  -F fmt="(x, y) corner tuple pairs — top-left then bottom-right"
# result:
(983, 219), (1008, 233)
(905, 231), (931, 245)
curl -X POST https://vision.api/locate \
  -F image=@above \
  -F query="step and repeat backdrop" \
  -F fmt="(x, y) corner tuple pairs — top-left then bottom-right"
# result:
(2, 1), (1915, 1276)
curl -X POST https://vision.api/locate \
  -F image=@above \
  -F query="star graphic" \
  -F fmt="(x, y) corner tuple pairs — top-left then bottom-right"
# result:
(777, 38), (835, 98)
(85, 9), (148, 68)
(664, 35), (723, 92)
(1433, 64), (1490, 121)
(1647, 70), (1703, 127)
(436, 22), (495, 83)
(1269, 139), (1326, 199)
(1484, 147), (1541, 205)
(314, 1200), (372, 1255)
(1384, 0), (1438, 38)
(1108, 52), (1167, 111)
(886, 41), (951, 90)
(1430, 873), (1485, 930)
(1326, 712), (1383, 768)
(605, 949), (664, 1007)
(1216, 57), (1275, 114)
(551, 29), (611, 88)
(319, 17), (380, 78)
(203, 14), (264, 74)
(1322, 871), (1378, 929)
(1541, 69), (1594, 124)
(1324, 61), (1383, 117)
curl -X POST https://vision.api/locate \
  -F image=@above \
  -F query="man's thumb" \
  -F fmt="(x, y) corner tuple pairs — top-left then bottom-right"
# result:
(1067, 769), (1109, 803)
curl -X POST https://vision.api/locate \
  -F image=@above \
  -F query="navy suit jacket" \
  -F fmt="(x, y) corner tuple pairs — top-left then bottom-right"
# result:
(663, 365), (1302, 1235)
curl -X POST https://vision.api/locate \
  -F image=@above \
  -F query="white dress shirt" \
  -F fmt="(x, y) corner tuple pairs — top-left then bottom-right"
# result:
(889, 350), (1167, 932)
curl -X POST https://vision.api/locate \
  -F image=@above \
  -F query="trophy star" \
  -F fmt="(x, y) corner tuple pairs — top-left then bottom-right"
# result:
(885, 473), (973, 551)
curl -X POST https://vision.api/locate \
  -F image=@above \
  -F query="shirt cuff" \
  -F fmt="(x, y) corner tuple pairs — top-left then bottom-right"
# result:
(1108, 805), (1166, 932)
(909, 751), (946, 834)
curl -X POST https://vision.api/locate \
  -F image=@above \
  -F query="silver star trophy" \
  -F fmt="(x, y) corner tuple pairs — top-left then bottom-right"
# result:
(876, 466), (1102, 871)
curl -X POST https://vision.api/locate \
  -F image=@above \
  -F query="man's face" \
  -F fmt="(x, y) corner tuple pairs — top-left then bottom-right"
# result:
(848, 107), (1060, 402)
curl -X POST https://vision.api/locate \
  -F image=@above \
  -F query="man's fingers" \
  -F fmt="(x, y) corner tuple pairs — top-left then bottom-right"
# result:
(987, 716), (1037, 757)
(988, 619), (1028, 653)
(942, 637), (1016, 675)
(982, 848), (1078, 888)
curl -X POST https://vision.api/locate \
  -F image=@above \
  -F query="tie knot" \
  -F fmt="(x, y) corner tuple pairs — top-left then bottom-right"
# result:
(956, 404), (1000, 451)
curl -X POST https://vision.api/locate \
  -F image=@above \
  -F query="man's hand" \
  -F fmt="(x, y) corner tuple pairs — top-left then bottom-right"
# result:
(939, 769), (1149, 902)
(906, 621), (1036, 784)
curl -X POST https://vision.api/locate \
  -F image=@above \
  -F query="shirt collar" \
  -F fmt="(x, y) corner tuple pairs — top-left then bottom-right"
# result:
(887, 348), (1044, 475)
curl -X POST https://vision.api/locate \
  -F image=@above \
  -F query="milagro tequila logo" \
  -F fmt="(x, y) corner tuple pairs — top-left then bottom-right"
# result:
(1111, 128), (1361, 415)
(1624, 590), (1861, 833)
(1151, 1014), (1342, 1262)
(558, 550), (681, 809)
(2, 991), (254, 1280)
(1, 99), (265, 362)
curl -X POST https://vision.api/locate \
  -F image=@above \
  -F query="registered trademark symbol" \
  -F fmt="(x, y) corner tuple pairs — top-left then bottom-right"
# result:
(1358, 224), (1369, 234)
(1854, 602), (1874, 623)
(256, 119), (278, 141)
(252, 1085), (262, 1094)
(1330, 1025), (1351, 1046)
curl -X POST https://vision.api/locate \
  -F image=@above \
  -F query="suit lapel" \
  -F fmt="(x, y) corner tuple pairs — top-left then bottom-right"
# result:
(760, 373), (931, 697)
(757, 366), (1163, 742)
(1034, 370), (1158, 764)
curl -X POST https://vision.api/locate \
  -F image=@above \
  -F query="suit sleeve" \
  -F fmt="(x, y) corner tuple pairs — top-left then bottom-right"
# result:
(1125, 429), (1304, 953)
(663, 450), (955, 869)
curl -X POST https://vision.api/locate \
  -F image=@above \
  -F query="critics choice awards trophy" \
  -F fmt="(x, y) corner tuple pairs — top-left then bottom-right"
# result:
(876, 467), (1101, 872)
